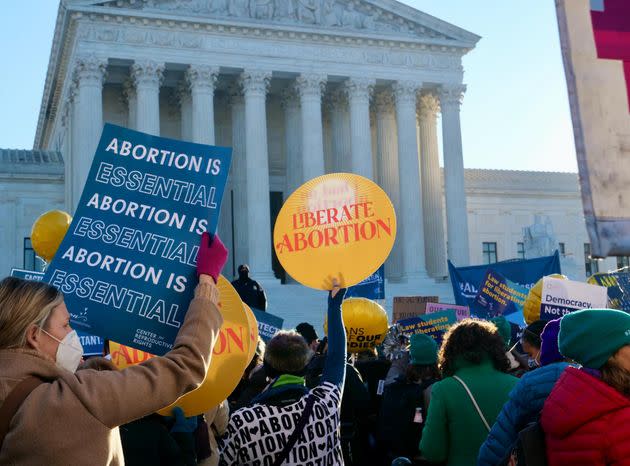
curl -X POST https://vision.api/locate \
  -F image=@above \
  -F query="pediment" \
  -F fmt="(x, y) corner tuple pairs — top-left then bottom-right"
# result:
(78, 0), (479, 46)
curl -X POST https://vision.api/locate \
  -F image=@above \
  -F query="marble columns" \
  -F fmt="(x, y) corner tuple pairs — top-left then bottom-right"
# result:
(131, 60), (164, 135)
(418, 93), (448, 277)
(393, 81), (427, 280)
(240, 70), (275, 279)
(440, 84), (470, 266)
(296, 73), (327, 180)
(71, 55), (107, 212)
(187, 65), (219, 145)
(346, 77), (375, 179)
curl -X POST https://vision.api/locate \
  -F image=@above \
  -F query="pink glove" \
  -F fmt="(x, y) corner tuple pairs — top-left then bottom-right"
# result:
(196, 232), (228, 283)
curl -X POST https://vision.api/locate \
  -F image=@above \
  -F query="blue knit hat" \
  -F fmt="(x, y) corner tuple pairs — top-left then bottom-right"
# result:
(539, 318), (562, 366)
(559, 309), (630, 369)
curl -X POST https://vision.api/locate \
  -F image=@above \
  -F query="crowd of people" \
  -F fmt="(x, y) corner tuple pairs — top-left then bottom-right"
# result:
(0, 233), (629, 465)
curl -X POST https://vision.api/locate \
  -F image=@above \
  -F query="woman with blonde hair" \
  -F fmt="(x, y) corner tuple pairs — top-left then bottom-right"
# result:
(0, 233), (227, 465)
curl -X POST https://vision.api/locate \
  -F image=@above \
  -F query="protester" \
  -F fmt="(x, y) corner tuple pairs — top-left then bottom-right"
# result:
(296, 322), (320, 351)
(419, 319), (518, 466)
(478, 318), (570, 466)
(219, 280), (347, 465)
(520, 320), (546, 368)
(198, 400), (230, 466)
(0, 233), (228, 465)
(541, 309), (630, 466)
(231, 264), (267, 311)
(379, 333), (440, 465)
(355, 347), (392, 411)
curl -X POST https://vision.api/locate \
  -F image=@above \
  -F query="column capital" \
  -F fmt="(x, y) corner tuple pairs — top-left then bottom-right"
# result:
(176, 80), (191, 104)
(374, 89), (395, 114)
(280, 84), (300, 109)
(295, 73), (327, 98)
(239, 69), (271, 96)
(122, 77), (137, 102)
(186, 64), (219, 92)
(344, 77), (375, 101)
(418, 92), (440, 119)
(73, 54), (107, 87)
(324, 88), (348, 112)
(392, 80), (421, 105)
(439, 84), (466, 108)
(131, 60), (165, 88)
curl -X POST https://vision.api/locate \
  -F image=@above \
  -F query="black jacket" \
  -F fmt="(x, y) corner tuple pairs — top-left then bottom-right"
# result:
(231, 277), (267, 311)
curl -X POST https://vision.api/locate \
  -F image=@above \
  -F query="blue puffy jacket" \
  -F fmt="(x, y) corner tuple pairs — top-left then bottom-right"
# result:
(477, 362), (570, 466)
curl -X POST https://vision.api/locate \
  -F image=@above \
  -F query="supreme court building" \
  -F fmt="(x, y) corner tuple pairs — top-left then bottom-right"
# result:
(25, 0), (481, 284)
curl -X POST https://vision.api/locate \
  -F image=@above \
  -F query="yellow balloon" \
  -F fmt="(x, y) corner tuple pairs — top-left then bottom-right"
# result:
(523, 274), (568, 324)
(243, 303), (259, 363)
(157, 275), (251, 416)
(324, 298), (389, 353)
(30, 210), (72, 262)
(273, 173), (397, 290)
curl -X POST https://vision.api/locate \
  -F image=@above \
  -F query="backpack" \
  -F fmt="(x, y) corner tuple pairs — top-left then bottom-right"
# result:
(504, 421), (547, 466)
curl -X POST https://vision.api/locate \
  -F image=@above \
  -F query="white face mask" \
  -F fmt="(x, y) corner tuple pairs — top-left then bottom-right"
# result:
(41, 329), (84, 373)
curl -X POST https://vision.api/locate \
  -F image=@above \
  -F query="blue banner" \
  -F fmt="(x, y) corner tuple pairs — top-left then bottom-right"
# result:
(44, 124), (231, 355)
(346, 265), (385, 300)
(448, 251), (561, 307)
(589, 272), (630, 312)
(252, 309), (284, 342)
(473, 268), (527, 326)
(10, 269), (104, 356)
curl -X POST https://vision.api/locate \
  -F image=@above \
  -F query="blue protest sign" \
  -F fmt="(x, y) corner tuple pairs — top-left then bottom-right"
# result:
(448, 251), (561, 307)
(346, 265), (385, 300)
(252, 309), (284, 342)
(10, 268), (45, 282)
(79, 333), (105, 356)
(396, 310), (457, 345)
(589, 272), (630, 312)
(10, 269), (105, 356)
(473, 268), (528, 326)
(44, 124), (231, 355)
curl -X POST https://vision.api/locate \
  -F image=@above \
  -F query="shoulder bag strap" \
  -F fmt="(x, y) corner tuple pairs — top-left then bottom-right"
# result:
(0, 376), (48, 450)
(452, 375), (491, 432)
(271, 394), (317, 466)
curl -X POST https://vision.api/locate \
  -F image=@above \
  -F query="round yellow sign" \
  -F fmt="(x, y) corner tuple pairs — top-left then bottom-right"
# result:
(158, 275), (251, 416)
(274, 173), (397, 290)
(109, 341), (155, 370)
(243, 303), (259, 363)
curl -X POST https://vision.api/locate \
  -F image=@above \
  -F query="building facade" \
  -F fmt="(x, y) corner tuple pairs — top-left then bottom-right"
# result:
(32, 0), (481, 284)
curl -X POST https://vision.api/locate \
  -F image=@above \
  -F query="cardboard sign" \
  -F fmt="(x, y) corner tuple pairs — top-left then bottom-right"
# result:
(252, 308), (284, 342)
(396, 310), (458, 345)
(425, 302), (470, 321)
(392, 296), (439, 323)
(43, 124), (231, 355)
(541, 277), (608, 319)
(556, 0), (630, 257)
(473, 269), (528, 326)
(11, 269), (104, 355)
(273, 173), (396, 290)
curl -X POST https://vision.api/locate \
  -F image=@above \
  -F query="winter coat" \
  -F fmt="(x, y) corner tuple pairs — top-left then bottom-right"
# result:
(231, 276), (267, 311)
(0, 282), (222, 466)
(541, 366), (630, 466)
(420, 358), (518, 466)
(477, 362), (569, 466)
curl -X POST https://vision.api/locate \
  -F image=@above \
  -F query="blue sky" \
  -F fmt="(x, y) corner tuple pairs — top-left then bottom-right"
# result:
(0, 1), (578, 172)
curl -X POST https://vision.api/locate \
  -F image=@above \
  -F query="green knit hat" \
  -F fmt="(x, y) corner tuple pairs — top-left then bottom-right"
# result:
(559, 309), (630, 369)
(409, 333), (438, 365)
(490, 316), (512, 348)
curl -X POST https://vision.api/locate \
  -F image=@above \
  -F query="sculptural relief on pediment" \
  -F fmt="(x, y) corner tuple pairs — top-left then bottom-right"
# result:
(100, 0), (455, 39)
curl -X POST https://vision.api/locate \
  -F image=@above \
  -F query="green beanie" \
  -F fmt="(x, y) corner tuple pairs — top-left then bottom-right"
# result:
(490, 316), (511, 348)
(409, 333), (438, 365)
(559, 309), (630, 369)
